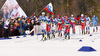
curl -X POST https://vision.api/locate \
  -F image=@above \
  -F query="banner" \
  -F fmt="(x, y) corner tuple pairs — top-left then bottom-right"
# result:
(1, 0), (27, 19)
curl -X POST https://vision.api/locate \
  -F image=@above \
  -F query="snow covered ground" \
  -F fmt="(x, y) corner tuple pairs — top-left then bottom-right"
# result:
(0, 26), (100, 56)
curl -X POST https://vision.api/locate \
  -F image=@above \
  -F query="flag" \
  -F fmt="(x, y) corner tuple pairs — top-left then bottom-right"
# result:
(45, 3), (54, 14)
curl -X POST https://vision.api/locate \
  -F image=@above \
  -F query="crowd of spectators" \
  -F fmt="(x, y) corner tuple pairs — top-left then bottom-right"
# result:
(0, 15), (40, 38)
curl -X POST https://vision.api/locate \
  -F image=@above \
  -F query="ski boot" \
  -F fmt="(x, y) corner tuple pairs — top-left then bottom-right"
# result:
(67, 33), (70, 40)
(65, 33), (67, 39)
(73, 31), (75, 34)
(47, 32), (50, 40)
(82, 30), (85, 35)
(83, 30), (85, 35)
(58, 32), (60, 37)
(44, 35), (47, 41)
(72, 30), (75, 34)
(53, 34), (55, 38)
(93, 29), (95, 32)
(96, 27), (98, 32)
(86, 30), (87, 34)
(41, 32), (44, 41)
(88, 31), (90, 34)
(60, 33), (62, 37)
(82, 30), (83, 35)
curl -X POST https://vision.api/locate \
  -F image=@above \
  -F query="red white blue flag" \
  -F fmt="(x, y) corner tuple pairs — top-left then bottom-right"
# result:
(45, 3), (54, 14)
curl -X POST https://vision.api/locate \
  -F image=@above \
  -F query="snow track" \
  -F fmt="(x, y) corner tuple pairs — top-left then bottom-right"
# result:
(0, 26), (100, 56)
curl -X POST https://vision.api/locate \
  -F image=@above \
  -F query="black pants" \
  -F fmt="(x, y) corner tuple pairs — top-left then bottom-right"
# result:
(4, 28), (9, 38)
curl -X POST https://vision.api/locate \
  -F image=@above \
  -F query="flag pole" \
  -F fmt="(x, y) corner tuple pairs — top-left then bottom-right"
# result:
(36, 3), (49, 16)
(36, 7), (45, 16)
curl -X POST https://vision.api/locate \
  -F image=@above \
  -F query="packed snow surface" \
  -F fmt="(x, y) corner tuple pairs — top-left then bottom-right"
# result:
(0, 26), (100, 56)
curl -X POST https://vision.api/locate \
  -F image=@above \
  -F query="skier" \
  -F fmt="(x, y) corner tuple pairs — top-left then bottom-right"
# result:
(39, 12), (47, 41)
(79, 14), (86, 35)
(70, 14), (77, 34)
(92, 15), (98, 32)
(85, 14), (91, 34)
(64, 15), (72, 39)
(51, 14), (57, 38)
(56, 14), (63, 37)
(46, 13), (51, 40)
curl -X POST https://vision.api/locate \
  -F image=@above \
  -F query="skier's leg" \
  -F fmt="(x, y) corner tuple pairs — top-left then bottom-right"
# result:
(65, 27), (67, 39)
(93, 23), (95, 32)
(58, 24), (60, 37)
(46, 24), (48, 31)
(96, 22), (98, 32)
(86, 27), (88, 34)
(81, 24), (84, 35)
(65, 33), (67, 39)
(88, 26), (90, 34)
(73, 23), (75, 33)
(52, 30), (55, 38)
(68, 27), (70, 39)
(41, 31), (44, 41)
(71, 23), (74, 33)
(44, 31), (47, 41)
(60, 24), (62, 37)
(83, 24), (85, 34)
(67, 33), (70, 40)
(47, 32), (50, 40)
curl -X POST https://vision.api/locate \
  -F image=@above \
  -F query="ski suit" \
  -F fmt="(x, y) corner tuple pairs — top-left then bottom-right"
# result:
(57, 17), (63, 32)
(70, 17), (77, 33)
(85, 17), (91, 33)
(64, 19), (71, 39)
(79, 17), (86, 30)
(40, 16), (46, 22)
(64, 19), (72, 34)
(79, 17), (86, 34)
(51, 18), (57, 38)
(92, 16), (98, 29)
(46, 17), (51, 32)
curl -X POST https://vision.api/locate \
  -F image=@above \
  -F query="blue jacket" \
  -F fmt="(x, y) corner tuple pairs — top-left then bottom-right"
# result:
(46, 17), (51, 24)
(40, 16), (46, 22)
(92, 17), (98, 23)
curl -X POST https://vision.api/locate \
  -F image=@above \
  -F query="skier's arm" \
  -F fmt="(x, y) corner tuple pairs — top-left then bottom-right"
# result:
(51, 18), (53, 22)
(74, 17), (77, 20)
(84, 18), (86, 22)
(96, 17), (98, 21)
(61, 17), (64, 24)
(88, 17), (91, 23)
(69, 19), (72, 25)
(64, 23), (66, 34)
(92, 17), (93, 22)
(78, 17), (81, 24)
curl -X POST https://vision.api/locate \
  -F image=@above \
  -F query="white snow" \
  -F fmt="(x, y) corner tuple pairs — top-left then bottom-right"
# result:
(0, 26), (100, 56)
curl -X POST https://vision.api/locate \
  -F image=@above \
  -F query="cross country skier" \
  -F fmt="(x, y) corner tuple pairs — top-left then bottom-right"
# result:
(92, 15), (98, 32)
(56, 14), (63, 37)
(70, 14), (77, 34)
(46, 13), (51, 40)
(51, 14), (57, 38)
(85, 14), (91, 34)
(40, 12), (47, 41)
(64, 15), (72, 39)
(79, 14), (86, 35)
